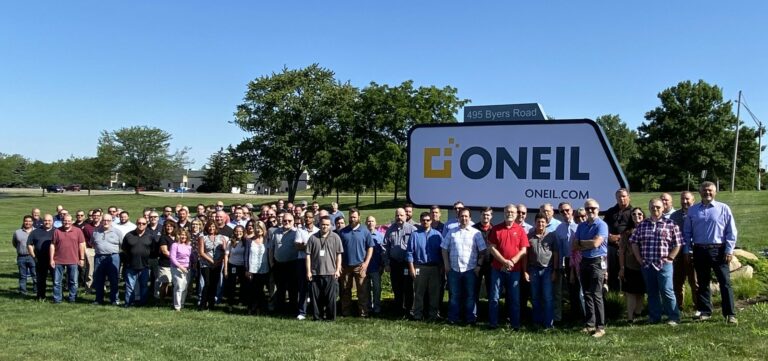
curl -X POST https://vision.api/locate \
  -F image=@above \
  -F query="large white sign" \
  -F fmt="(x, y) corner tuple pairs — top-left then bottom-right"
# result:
(407, 119), (628, 209)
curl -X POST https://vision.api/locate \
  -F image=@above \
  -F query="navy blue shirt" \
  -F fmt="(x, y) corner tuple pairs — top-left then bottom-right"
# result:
(27, 227), (55, 255)
(339, 225), (374, 267)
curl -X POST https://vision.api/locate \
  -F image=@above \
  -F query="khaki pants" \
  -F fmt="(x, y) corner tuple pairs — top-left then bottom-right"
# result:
(340, 264), (368, 317)
(84, 248), (95, 289)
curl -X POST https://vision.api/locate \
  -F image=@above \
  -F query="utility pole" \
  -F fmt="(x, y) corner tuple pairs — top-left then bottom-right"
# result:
(730, 90), (742, 193)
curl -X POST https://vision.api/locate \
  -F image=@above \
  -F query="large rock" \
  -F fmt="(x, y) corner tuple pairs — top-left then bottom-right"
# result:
(729, 257), (742, 272)
(733, 249), (759, 261)
(731, 265), (754, 280)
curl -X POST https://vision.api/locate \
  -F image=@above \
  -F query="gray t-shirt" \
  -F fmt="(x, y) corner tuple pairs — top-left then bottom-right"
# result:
(527, 230), (557, 268)
(227, 241), (246, 266)
(272, 227), (299, 263)
(92, 228), (124, 255)
(306, 232), (344, 276)
(13, 229), (32, 255)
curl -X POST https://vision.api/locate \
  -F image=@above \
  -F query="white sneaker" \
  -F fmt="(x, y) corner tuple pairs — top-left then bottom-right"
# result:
(297, 314), (306, 320)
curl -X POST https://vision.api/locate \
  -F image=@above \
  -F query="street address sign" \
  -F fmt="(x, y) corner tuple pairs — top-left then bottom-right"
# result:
(407, 119), (628, 210)
(464, 103), (547, 122)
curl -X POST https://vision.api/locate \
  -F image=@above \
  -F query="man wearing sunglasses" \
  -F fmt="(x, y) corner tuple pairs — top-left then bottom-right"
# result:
(572, 199), (609, 338)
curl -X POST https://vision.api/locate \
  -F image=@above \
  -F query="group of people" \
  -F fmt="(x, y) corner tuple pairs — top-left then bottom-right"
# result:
(11, 181), (738, 336)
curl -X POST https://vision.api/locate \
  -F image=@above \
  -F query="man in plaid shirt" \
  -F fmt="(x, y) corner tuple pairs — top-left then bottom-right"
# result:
(630, 198), (682, 325)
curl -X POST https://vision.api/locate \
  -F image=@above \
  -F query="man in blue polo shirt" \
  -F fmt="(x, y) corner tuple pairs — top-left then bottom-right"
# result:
(572, 198), (609, 338)
(338, 208), (374, 317)
(407, 212), (444, 321)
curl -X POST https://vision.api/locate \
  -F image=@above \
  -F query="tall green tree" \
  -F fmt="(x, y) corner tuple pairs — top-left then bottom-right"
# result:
(595, 114), (638, 172)
(97, 126), (190, 194)
(233, 64), (357, 203)
(636, 80), (759, 190)
(201, 146), (252, 193)
(0, 153), (28, 187)
(60, 156), (112, 195)
(24, 160), (63, 196)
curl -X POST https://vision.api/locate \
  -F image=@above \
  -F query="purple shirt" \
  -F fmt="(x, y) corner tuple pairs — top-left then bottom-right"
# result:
(170, 242), (192, 268)
(630, 217), (681, 270)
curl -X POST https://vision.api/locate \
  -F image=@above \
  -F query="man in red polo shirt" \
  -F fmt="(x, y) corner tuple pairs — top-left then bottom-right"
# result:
(50, 214), (85, 303)
(487, 204), (529, 329)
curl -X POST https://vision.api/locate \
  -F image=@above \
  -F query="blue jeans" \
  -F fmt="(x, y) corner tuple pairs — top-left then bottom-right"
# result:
(529, 266), (554, 327)
(53, 264), (79, 303)
(641, 261), (679, 322)
(93, 254), (120, 304)
(489, 268), (521, 328)
(17, 255), (36, 294)
(448, 269), (477, 323)
(125, 268), (149, 306)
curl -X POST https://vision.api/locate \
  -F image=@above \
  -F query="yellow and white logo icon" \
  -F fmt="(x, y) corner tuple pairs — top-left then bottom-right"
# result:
(423, 137), (459, 178)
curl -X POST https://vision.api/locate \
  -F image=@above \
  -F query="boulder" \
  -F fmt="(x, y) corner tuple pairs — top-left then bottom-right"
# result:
(733, 249), (759, 261)
(729, 257), (742, 272)
(731, 265), (754, 280)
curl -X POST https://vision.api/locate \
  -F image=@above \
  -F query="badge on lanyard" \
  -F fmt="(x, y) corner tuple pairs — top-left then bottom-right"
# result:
(319, 249), (326, 257)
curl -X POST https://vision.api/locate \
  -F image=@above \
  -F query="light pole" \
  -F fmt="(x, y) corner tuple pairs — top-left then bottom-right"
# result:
(730, 91), (742, 193)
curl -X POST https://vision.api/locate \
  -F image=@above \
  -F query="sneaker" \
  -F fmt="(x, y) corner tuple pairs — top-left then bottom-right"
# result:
(581, 327), (596, 334)
(297, 314), (306, 320)
(727, 316), (738, 324)
(592, 329), (606, 338)
(693, 311), (702, 318)
(667, 320), (678, 326)
(695, 314), (711, 321)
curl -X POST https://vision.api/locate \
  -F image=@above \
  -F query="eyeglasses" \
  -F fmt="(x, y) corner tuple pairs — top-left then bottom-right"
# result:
(650, 206), (662, 209)
(76, 214), (85, 217)
(136, 222), (147, 225)
(282, 220), (293, 223)
(632, 212), (644, 216)
(149, 216), (159, 218)
(519, 212), (527, 215)
(560, 209), (572, 213)
(420, 219), (432, 222)
(585, 207), (598, 212)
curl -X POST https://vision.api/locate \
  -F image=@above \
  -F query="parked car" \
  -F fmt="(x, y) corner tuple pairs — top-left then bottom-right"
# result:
(64, 184), (81, 191)
(46, 185), (64, 193)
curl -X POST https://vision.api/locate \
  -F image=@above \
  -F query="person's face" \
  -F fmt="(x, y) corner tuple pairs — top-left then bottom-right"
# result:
(616, 190), (630, 208)
(60, 210), (69, 219)
(632, 209), (644, 223)
(207, 223), (217, 233)
(516, 207), (527, 223)
(681, 193), (695, 210)
(75, 212), (86, 222)
(234, 227), (244, 238)
(246, 222), (255, 233)
(420, 215), (432, 229)
(282, 215), (294, 229)
(395, 209), (406, 225)
(178, 232), (188, 244)
(480, 211), (492, 224)
(149, 213), (159, 225)
(197, 205), (206, 214)
(454, 203), (464, 217)
(576, 212), (587, 223)
(349, 212), (360, 226)
(584, 202), (600, 222)
(404, 207), (413, 220)
(278, 200), (285, 209)
(312, 203), (319, 212)
(335, 218), (345, 229)
(366, 217), (376, 230)
(504, 207), (517, 223)
(430, 208), (441, 222)
(43, 216), (53, 229)
(331, 203), (337, 212)
(23, 218), (33, 229)
(254, 223), (264, 237)
(108, 208), (118, 217)
(320, 220), (332, 235)
(235, 209), (244, 220)
(135, 218), (148, 231)
(163, 208), (173, 217)
(649, 201), (663, 219)
(32, 209), (40, 218)
(293, 207), (302, 217)
(559, 205), (573, 222)
(215, 213), (225, 225)
(541, 206), (554, 221)
(459, 210), (471, 227)
(179, 209), (188, 221)
(101, 216), (113, 229)
(700, 185), (716, 202)
(535, 217), (547, 231)
(91, 212), (102, 224)
(120, 213), (129, 223)
(304, 214), (314, 228)
(661, 194), (673, 212)
(192, 223), (201, 232)
(164, 223), (175, 233)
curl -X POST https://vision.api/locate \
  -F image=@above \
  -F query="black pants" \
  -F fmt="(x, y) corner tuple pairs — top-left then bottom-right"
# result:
(274, 260), (299, 314)
(693, 246), (735, 317)
(35, 253), (51, 300)
(580, 256), (606, 329)
(607, 244), (620, 292)
(311, 275), (338, 321)
(248, 273), (270, 314)
(390, 260), (413, 316)
(224, 263), (246, 307)
(200, 264), (222, 310)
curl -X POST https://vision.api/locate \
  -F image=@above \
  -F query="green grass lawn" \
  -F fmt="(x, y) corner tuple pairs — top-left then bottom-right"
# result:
(1, 190), (767, 360)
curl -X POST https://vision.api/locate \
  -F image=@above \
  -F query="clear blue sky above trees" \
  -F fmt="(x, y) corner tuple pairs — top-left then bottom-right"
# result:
(1, 1), (766, 168)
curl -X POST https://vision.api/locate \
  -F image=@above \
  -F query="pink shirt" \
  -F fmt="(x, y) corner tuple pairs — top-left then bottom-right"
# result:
(170, 242), (192, 268)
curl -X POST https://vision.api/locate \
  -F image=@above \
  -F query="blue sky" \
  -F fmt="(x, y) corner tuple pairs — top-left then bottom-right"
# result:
(1, 1), (766, 169)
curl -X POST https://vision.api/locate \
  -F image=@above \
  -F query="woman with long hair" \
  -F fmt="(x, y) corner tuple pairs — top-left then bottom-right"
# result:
(170, 229), (193, 310)
(157, 220), (178, 302)
(223, 225), (248, 311)
(619, 207), (646, 322)
(198, 221), (227, 310)
(244, 220), (272, 315)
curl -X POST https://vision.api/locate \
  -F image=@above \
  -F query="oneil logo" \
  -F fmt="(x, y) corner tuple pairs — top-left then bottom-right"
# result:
(424, 137), (590, 181)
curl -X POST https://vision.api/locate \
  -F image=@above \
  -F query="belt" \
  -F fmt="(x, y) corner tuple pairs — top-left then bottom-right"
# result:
(415, 263), (439, 267)
(694, 243), (723, 249)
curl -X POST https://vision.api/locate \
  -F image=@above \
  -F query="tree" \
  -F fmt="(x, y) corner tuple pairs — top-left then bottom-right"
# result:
(595, 114), (638, 172)
(24, 160), (63, 196)
(233, 64), (357, 203)
(201, 147), (252, 193)
(0, 153), (28, 187)
(60, 156), (112, 195)
(636, 80), (759, 190)
(97, 126), (190, 194)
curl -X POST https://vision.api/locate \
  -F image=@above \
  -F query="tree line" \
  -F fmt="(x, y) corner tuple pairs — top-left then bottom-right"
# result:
(0, 67), (762, 198)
